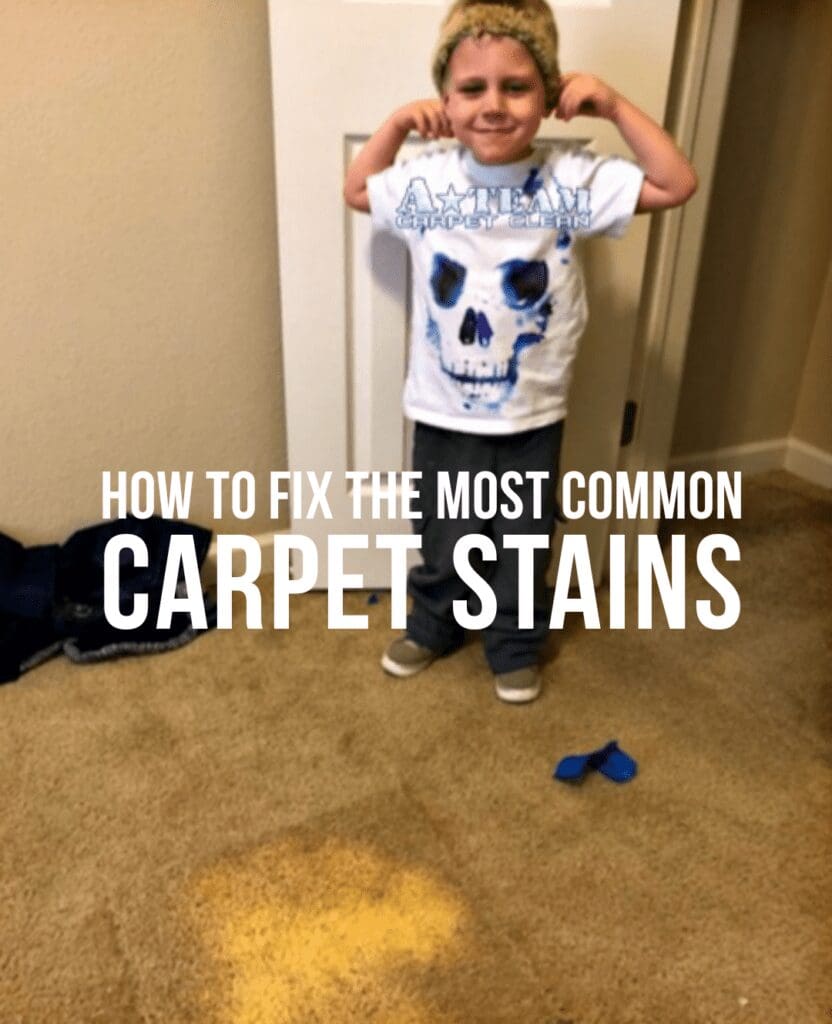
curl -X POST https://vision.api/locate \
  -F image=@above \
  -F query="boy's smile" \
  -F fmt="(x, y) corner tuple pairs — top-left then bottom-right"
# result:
(442, 34), (548, 165)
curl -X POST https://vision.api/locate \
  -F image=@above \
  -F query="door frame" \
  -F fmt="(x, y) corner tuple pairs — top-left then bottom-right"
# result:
(617, 0), (742, 571)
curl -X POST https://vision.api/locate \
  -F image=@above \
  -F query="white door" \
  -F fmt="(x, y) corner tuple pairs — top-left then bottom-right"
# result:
(269, 0), (681, 588)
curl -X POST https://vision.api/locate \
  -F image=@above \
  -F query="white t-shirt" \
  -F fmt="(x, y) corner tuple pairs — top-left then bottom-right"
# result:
(367, 140), (644, 434)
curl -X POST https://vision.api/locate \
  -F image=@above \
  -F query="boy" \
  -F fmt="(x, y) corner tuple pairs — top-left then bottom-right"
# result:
(343, 0), (697, 703)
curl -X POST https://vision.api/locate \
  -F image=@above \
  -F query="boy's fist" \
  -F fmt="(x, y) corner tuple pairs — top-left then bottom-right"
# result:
(393, 99), (454, 141)
(554, 72), (620, 122)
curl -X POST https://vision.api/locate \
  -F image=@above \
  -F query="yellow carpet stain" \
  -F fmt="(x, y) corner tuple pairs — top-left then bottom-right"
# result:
(185, 836), (466, 1024)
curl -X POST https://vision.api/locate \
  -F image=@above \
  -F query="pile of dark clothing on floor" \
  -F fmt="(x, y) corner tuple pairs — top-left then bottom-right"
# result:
(0, 516), (215, 684)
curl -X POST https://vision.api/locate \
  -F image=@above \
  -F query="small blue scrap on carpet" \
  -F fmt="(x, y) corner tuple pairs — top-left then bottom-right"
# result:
(553, 741), (637, 784)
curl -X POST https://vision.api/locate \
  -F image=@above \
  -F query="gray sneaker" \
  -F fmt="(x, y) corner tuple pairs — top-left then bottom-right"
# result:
(381, 636), (437, 678)
(494, 666), (541, 704)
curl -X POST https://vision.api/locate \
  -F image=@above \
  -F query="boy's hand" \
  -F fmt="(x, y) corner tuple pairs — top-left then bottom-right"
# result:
(554, 72), (619, 122)
(552, 73), (698, 212)
(344, 100), (453, 213)
(392, 99), (454, 141)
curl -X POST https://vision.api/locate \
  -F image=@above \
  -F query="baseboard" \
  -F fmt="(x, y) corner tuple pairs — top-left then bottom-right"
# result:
(784, 438), (832, 489)
(202, 531), (284, 586)
(668, 438), (788, 476)
(670, 437), (832, 489)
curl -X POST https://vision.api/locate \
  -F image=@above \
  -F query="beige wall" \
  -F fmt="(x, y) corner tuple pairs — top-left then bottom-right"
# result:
(672, 0), (832, 459)
(1, 0), (286, 545)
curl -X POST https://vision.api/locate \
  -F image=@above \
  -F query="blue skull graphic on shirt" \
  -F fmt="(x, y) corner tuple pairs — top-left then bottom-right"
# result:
(424, 248), (562, 412)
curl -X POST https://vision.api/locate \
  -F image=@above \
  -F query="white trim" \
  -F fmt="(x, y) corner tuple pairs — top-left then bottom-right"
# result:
(630, 0), (743, 469)
(202, 531), (286, 586)
(611, 0), (743, 576)
(669, 439), (787, 476)
(669, 437), (832, 489)
(784, 439), (832, 489)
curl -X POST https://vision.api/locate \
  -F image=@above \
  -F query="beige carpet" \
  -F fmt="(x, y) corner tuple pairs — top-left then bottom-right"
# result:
(1, 470), (830, 1023)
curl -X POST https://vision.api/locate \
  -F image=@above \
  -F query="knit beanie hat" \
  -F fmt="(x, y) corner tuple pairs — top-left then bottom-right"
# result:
(432, 0), (561, 110)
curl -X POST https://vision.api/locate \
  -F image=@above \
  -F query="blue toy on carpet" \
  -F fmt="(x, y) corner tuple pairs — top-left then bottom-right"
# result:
(553, 741), (637, 784)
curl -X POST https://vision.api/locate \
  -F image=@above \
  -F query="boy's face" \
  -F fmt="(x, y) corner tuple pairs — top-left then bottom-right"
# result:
(442, 34), (548, 165)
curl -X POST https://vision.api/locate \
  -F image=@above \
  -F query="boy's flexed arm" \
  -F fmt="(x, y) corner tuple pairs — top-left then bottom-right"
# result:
(344, 100), (453, 213)
(555, 72), (698, 212)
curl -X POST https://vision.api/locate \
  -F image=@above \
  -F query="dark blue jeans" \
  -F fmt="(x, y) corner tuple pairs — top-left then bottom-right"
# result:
(406, 419), (564, 674)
